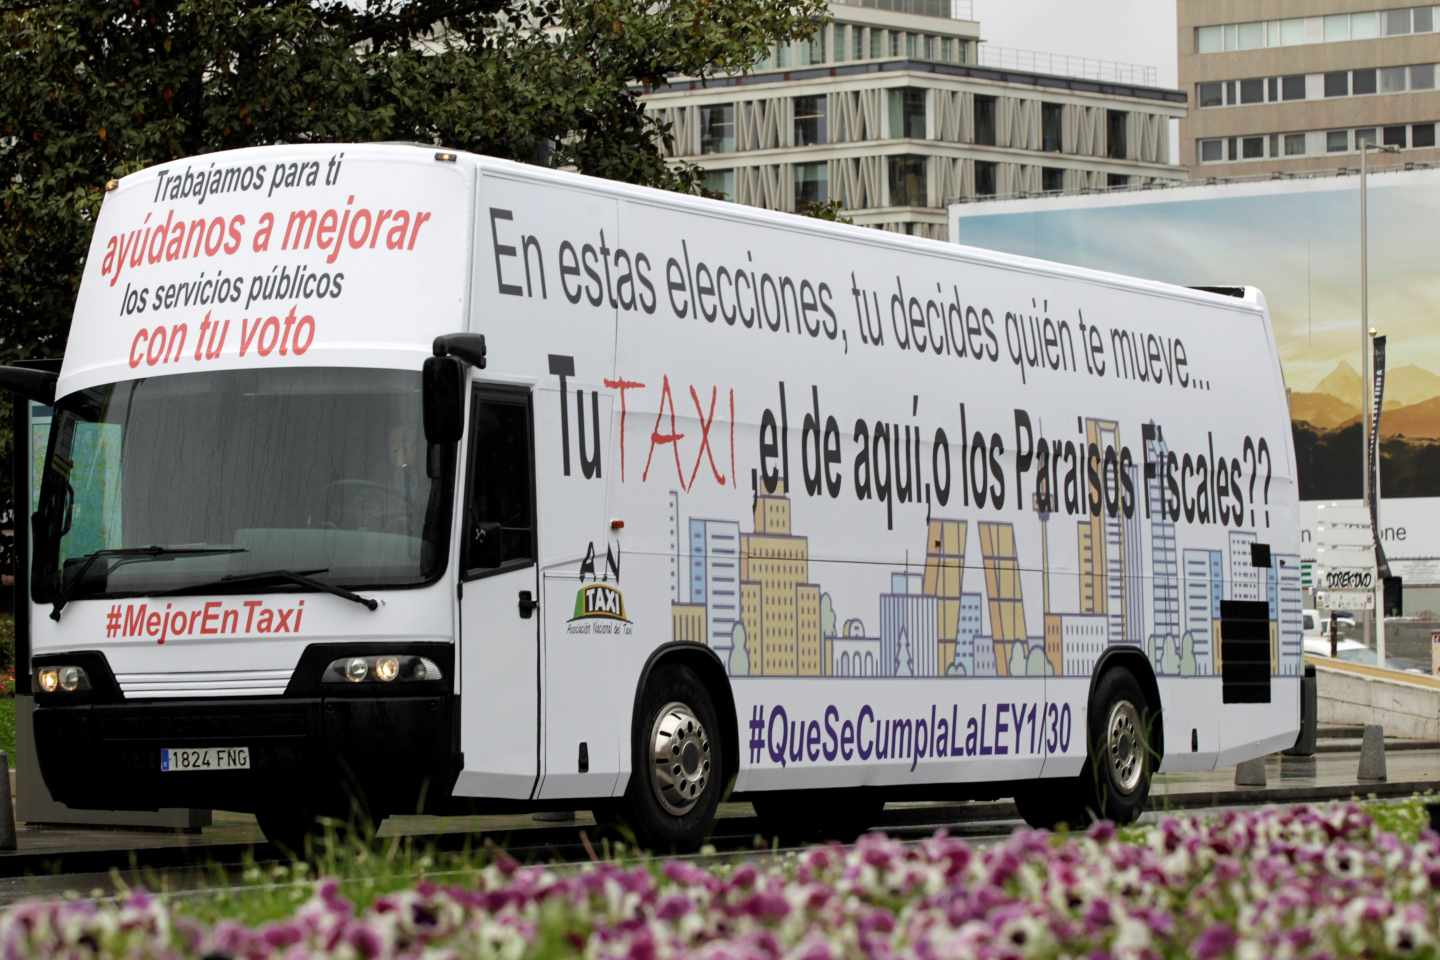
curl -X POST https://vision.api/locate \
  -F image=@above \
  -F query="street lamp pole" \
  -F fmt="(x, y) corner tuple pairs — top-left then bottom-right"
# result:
(1360, 141), (1398, 662)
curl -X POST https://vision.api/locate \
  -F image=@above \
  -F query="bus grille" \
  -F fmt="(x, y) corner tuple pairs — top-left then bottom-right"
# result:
(115, 668), (294, 699)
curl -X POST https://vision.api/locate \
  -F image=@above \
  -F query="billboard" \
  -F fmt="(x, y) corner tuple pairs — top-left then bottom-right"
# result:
(951, 168), (1440, 575)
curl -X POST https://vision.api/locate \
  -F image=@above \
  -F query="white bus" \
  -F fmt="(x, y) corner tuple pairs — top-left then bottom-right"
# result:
(2, 144), (1300, 851)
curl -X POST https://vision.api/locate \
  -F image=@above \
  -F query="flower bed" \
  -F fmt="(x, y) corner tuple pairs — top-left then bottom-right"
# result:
(2, 802), (1438, 958)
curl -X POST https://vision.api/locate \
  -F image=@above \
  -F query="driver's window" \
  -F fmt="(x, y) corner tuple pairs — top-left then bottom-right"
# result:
(463, 388), (536, 577)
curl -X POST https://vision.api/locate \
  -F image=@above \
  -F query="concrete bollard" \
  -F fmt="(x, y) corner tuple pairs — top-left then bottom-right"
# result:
(1283, 665), (1318, 757)
(1358, 724), (1387, 781)
(1234, 756), (1268, 787)
(0, 751), (16, 852)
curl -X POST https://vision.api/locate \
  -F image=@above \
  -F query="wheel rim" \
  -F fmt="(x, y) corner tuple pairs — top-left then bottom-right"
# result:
(650, 701), (711, 817)
(1106, 700), (1144, 795)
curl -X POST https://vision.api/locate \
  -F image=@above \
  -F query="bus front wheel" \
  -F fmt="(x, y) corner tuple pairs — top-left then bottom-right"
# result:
(620, 663), (724, 853)
(1015, 666), (1154, 830)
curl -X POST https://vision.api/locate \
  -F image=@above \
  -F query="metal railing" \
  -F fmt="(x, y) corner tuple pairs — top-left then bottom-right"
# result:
(976, 44), (1158, 86)
(947, 159), (1438, 206)
(834, 0), (975, 20)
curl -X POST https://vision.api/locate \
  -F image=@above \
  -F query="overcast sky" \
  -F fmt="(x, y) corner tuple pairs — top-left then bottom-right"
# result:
(972, 1), (1179, 90)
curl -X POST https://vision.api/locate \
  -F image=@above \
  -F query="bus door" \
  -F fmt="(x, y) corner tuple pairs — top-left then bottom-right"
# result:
(454, 385), (541, 799)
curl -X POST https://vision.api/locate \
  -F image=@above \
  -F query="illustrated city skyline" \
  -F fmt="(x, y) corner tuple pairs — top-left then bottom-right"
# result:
(668, 417), (1304, 681)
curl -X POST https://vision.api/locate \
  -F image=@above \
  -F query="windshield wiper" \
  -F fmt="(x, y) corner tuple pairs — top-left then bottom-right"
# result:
(50, 545), (249, 621)
(214, 568), (379, 611)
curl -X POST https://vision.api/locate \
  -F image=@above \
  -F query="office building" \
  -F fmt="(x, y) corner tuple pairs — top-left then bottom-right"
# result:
(1180, 0), (1440, 176)
(642, 1), (1187, 238)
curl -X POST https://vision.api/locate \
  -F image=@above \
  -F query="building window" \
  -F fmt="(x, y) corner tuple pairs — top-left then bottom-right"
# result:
(1324, 71), (1349, 98)
(870, 30), (884, 59)
(853, 27), (865, 60)
(1384, 125), (1407, 147)
(1417, 8), (1435, 32)
(804, 31), (826, 65)
(1237, 21), (1264, 49)
(700, 104), (735, 154)
(1324, 14), (1350, 42)
(1042, 166), (1065, 191)
(794, 162), (828, 206)
(941, 37), (954, 62)
(1042, 103), (1063, 151)
(1353, 69), (1378, 95)
(1107, 174), (1130, 189)
(1352, 11), (1379, 39)
(1198, 82), (1224, 108)
(1106, 110), (1128, 159)
(1280, 18), (1307, 45)
(1327, 130), (1349, 153)
(1383, 8), (1412, 35)
(1356, 127), (1378, 149)
(1239, 78), (1265, 104)
(888, 88), (926, 139)
(1282, 74), (1306, 101)
(1380, 66), (1408, 93)
(1284, 133), (1307, 156)
(703, 168), (735, 201)
(794, 95), (827, 146)
(1241, 136), (1264, 159)
(1197, 25), (1223, 52)
(1414, 64), (1437, 89)
(1414, 123), (1437, 148)
(974, 95), (996, 146)
(974, 160), (996, 198)
(889, 155), (927, 206)
(1199, 139), (1223, 163)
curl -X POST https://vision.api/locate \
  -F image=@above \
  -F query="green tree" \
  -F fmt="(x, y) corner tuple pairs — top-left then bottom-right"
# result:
(797, 198), (853, 224)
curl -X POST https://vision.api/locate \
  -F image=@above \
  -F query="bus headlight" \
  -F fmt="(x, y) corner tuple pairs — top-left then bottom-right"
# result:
(37, 665), (91, 694)
(324, 655), (442, 685)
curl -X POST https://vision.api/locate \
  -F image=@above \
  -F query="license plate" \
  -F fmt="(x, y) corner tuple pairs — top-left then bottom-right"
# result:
(160, 746), (250, 772)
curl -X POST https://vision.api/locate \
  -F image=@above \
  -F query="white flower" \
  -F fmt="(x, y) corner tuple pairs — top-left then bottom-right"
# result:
(997, 913), (1053, 957)
(1384, 912), (1433, 954)
(1324, 844), (1364, 880)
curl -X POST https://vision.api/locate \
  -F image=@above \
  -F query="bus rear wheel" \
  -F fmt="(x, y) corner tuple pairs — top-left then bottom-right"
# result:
(1015, 666), (1154, 830)
(619, 663), (723, 853)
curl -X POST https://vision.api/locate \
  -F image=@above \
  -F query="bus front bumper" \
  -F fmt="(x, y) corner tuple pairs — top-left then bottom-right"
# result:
(33, 695), (460, 817)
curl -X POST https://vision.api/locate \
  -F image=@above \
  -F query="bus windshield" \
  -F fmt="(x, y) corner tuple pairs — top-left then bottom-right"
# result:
(32, 367), (449, 604)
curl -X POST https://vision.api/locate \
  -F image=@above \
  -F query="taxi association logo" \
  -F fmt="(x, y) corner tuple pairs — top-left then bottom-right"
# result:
(568, 541), (632, 636)
(572, 583), (628, 622)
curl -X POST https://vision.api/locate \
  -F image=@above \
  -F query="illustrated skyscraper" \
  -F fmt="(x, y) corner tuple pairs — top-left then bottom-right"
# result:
(922, 519), (967, 669)
(1145, 425), (1180, 666)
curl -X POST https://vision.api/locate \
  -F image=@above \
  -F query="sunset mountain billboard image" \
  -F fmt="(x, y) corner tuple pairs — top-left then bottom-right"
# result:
(950, 169), (1440, 564)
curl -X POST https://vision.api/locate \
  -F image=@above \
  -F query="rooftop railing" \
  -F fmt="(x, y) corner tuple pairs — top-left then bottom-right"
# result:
(834, 0), (975, 21)
(976, 44), (1159, 86)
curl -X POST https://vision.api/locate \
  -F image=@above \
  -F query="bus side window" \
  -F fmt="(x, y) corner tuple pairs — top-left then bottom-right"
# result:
(463, 390), (536, 576)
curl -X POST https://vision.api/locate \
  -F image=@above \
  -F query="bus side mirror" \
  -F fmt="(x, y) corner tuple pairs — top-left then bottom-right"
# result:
(422, 356), (464, 445)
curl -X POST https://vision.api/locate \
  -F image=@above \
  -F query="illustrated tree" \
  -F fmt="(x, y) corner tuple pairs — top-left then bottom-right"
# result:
(819, 592), (837, 638)
(0, 0), (827, 545)
(728, 622), (750, 677)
